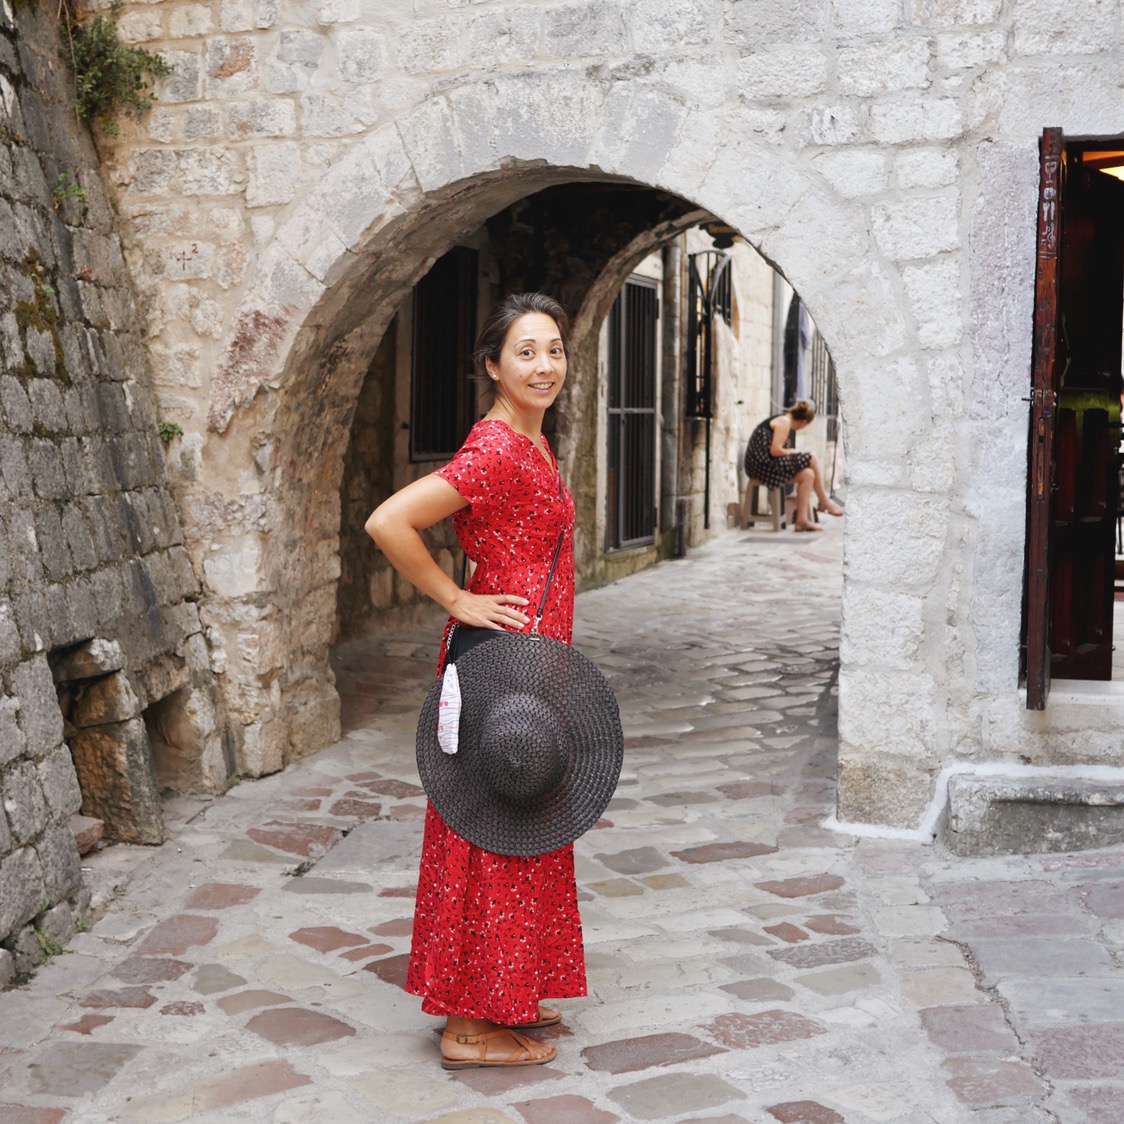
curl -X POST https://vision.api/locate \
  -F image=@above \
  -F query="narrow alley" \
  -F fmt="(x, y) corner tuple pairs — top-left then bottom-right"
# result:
(1, 525), (1117, 1122)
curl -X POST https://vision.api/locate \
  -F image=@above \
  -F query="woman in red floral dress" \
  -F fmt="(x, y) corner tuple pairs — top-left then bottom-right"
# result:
(365, 293), (584, 1069)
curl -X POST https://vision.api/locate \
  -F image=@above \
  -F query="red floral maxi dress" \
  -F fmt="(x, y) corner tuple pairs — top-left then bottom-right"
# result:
(404, 419), (587, 1024)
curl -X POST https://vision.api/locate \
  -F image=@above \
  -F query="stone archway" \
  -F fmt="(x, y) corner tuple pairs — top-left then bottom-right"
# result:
(171, 75), (925, 824)
(332, 184), (710, 647)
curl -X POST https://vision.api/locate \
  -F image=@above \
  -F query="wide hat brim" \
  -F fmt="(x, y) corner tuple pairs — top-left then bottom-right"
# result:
(416, 633), (624, 857)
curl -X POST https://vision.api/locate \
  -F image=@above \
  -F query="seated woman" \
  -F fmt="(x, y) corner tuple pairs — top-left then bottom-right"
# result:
(743, 399), (843, 532)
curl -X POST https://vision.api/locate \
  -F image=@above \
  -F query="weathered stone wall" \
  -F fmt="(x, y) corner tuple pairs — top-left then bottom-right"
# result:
(87, 0), (1124, 831)
(0, 0), (224, 976)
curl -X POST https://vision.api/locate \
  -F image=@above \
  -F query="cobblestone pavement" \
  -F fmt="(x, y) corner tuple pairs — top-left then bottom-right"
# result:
(2, 526), (1123, 1123)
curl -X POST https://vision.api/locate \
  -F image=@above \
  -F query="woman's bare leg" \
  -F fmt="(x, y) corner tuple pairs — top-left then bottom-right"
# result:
(793, 468), (820, 530)
(809, 454), (844, 515)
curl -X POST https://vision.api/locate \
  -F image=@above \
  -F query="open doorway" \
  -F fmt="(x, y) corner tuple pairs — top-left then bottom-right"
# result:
(1023, 129), (1124, 707)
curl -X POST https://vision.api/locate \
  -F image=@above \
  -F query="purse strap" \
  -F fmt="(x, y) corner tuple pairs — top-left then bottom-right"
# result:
(530, 529), (566, 634)
(456, 527), (567, 632)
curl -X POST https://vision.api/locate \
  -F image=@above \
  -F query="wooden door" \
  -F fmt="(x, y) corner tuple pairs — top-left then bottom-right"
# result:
(1024, 129), (1124, 707)
(1024, 128), (1063, 709)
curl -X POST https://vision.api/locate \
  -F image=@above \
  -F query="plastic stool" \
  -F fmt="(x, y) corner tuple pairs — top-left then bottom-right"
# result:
(741, 478), (786, 531)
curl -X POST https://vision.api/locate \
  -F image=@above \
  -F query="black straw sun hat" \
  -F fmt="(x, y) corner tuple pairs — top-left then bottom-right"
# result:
(415, 633), (624, 857)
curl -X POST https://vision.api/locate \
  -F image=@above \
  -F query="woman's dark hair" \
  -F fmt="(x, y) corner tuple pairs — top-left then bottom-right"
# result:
(786, 398), (816, 423)
(472, 292), (570, 379)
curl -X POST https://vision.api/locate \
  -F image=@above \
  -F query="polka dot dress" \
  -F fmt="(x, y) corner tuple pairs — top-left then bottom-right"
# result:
(743, 414), (812, 488)
(404, 419), (586, 1024)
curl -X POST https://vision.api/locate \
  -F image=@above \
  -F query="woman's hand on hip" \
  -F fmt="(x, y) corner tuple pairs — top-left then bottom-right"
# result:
(450, 591), (531, 630)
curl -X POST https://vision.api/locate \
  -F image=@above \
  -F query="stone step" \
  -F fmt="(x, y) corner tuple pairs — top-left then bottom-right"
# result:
(945, 774), (1124, 856)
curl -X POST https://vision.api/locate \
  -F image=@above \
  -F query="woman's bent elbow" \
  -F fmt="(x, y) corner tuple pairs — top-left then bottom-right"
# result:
(365, 506), (391, 545)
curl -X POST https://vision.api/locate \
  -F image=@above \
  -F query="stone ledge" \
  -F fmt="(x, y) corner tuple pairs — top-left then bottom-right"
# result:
(945, 774), (1124, 856)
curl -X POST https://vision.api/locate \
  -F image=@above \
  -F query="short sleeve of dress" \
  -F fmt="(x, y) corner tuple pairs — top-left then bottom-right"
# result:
(433, 426), (513, 514)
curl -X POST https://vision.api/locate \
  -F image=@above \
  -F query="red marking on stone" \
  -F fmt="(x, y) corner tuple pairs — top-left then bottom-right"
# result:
(291, 786), (334, 797)
(763, 922), (810, 943)
(0, 1108), (68, 1123)
(136, 914), (219, 956)
(245, 1007), (356, 1047)
(288, 926), (368, 953)
(210, 308), (293, 433)
(245, 821), (343, 858)
(59, 1014), (114, 1035)
(184, 883), (262, 910)
(755, 874), (845, 898)
(345, 771), (382, 782)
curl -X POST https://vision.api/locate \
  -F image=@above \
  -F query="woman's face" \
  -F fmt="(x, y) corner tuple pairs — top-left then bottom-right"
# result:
(485, 313), (567, 415)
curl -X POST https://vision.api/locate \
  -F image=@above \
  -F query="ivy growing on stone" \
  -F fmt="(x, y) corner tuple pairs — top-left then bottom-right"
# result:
(58, 0), (170, 136)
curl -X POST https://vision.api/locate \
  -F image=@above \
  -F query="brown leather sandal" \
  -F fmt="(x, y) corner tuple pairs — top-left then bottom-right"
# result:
(440, 1028), (557, 1070)
(506, 1006), (562, 1029)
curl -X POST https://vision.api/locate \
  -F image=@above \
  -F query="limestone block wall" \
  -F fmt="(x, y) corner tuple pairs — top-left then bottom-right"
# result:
(88, 0), (1124, 828)
(0, 0), (224, 975)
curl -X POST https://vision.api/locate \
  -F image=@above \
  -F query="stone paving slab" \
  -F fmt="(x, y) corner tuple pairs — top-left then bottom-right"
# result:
(2, 527), (1124, 1121)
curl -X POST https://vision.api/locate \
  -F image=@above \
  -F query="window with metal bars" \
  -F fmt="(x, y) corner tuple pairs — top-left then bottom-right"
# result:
(410, 247), (478, 461)
(783, 293), (839, 441)
(808, 332), (839, 443)
(685, 253), (732, 419)
(606, 277), (658, 550)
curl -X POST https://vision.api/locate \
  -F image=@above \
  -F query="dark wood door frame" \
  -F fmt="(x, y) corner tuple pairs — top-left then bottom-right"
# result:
(1024, 128), (1124, 707)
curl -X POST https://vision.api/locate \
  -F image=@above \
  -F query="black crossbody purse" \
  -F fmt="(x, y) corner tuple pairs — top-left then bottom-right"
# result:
(445, 529), (566, 664)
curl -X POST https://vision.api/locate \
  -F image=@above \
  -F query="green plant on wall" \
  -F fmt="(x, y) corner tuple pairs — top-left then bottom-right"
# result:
(158, 421), (184, 444)
(52, 170), (88, 212)
(58, 0), (170, 136)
